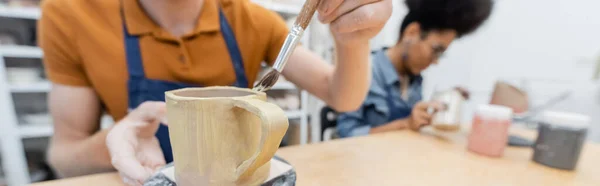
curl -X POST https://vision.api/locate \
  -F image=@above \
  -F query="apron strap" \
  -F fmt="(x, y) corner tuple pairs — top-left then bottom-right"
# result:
(218, 9), (249, 88)
(120, 0), (146, 78)
(123, 28), (146, 77)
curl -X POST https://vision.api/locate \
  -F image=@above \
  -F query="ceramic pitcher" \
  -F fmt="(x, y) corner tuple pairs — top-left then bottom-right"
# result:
(165, 87), (289, 186)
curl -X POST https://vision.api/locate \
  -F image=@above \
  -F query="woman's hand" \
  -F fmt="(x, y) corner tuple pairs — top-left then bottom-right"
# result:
(106, 102), (167, 186)
(317, 0), (392, 45)
(407, 101), (445, 131)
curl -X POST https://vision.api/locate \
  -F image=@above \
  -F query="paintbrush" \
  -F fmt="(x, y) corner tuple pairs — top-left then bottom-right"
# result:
(253, 0), (323, 92)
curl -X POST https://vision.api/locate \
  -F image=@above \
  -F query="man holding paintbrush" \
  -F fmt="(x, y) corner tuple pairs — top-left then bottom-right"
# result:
(39, 0), (391, 184)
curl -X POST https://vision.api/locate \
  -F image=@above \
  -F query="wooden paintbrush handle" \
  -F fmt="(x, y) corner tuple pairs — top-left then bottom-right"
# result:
(294, 0), (322, 29)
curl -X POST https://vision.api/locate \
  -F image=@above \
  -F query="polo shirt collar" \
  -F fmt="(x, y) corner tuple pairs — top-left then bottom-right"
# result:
(374, 49), (423, 87)
(122, 0), (221, 36)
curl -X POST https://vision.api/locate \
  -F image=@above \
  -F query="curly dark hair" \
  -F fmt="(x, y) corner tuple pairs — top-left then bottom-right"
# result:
(400, 0), (494, 39)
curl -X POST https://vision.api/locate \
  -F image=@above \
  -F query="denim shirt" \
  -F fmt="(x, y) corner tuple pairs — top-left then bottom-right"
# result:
(336, 49), (423, 138)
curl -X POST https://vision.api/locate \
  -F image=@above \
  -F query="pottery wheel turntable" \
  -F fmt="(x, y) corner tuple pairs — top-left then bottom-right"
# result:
(144, 156), (296, 186)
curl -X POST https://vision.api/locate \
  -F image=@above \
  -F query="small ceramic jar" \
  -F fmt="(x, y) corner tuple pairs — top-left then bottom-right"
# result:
(467, 104), (513, 157)
(533, 111), (590, 170)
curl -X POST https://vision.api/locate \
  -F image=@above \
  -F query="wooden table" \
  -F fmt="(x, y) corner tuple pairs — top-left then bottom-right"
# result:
(31, 127), (600, 186)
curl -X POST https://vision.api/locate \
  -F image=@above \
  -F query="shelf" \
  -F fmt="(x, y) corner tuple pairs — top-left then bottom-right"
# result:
(0, 45), (43, 58)
(9, 81), (50, 93)
(15, 115), (112, 139)
(285, 110), (303, 119)
(18, 125), (53, 139)
(0, 6), (41, 20)
(251, 0), (301, 15)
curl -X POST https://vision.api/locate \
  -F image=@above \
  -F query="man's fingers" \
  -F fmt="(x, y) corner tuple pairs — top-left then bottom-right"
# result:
(113, 155), (151, 184)
(110, 137), (163, 185)
(120, 173), (142, 186)
(139, 138), (167, 169)
(319, 0), (381, 24)
(126, 101), (167, 124)
(109, 146), (149, 182)
(160, 116), (169, 126)
(329, 0), (391, 33)
(107, 130), (149, 183)
(318, 0), (344, 16)
(124, 102), (167, 136)
(108, 102), (165, 185)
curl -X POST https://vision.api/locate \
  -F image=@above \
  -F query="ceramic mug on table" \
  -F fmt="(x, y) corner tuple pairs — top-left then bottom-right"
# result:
(431, 89), (465, 131)
(165, 87), (289, 186)
(533, 111), (590, 170)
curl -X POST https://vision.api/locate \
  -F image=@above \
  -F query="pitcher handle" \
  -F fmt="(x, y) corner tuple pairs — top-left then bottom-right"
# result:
(232, 98), (289, 178)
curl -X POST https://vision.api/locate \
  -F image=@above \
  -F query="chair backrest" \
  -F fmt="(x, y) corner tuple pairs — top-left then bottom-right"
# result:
(320, 106), (338, 140)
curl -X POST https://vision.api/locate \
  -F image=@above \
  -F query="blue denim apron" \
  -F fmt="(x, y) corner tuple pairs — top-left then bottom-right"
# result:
(122, 9), (249, 163)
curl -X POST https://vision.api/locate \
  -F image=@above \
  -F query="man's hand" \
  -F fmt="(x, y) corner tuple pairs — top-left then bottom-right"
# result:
(317, 0), (392, 45)
(106, 102), (167, 186)
(407, 101), (445, 131)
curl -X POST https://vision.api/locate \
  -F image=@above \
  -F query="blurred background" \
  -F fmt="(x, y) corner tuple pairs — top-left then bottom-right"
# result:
(1, 0), (599, 185)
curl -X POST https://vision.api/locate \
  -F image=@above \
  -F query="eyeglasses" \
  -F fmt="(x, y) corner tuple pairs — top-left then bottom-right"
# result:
(421, 31), (447, 60)
(431, 44), (446, 59)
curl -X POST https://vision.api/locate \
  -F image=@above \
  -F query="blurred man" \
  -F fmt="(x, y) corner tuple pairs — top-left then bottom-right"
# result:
(38, 0), (392, 184)
(337, 0), (493, 138)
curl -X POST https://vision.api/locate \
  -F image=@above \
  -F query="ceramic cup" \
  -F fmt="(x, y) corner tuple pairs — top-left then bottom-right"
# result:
(532, 111), (589, 170)
(467, 104), (513, 157)
(166, 87), (289, 186)
(431, 89), (465, 131)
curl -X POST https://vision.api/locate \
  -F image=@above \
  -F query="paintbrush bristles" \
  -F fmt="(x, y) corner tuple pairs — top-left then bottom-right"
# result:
(253, 70), (281, 92)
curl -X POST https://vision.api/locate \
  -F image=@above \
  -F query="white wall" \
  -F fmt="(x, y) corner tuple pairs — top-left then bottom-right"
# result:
(370, 0), (406, 50)
(371, 0), (600, 140)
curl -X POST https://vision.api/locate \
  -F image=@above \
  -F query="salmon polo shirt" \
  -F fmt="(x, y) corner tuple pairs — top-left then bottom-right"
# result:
(38, 0), (289, 120)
